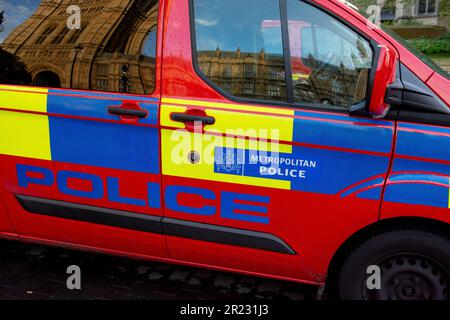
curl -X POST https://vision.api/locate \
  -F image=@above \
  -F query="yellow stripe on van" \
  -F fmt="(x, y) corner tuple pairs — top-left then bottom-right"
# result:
(0, 86), (51, 160)
(0, 85), (48, 112)
(161, 98), (295, 189)
(162, 102), (295, 144)
(160, 104), (187, 129)
(205, 107), (294, 143)
(161, 129), (291, 190)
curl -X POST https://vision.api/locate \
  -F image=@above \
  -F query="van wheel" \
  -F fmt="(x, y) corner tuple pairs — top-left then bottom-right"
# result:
(338, 229), (450, 300)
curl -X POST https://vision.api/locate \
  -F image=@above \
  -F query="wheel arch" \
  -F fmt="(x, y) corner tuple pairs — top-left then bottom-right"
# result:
(325, 216), (450, 296)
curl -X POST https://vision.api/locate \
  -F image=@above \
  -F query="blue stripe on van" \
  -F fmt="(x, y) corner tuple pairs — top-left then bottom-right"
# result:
(214, 146), (388, 195)
(383, 159), (450, 208)
(47, 90), (160, 173)
(49, 117), (160, 174)
(49, 89), (158, 101)
(47, 90), (159, 126)
(396, 123), (450, 161)
(292, 111), (393, 153)
(384, 183), (448, 208)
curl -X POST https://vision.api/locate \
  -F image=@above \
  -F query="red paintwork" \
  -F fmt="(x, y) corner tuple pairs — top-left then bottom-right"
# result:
(162, 176), (379, 284)
(0, 0), (449, 288)
(0, 155), (168, 258)
(160, 0), (388, 284)
(0, 192), (15, 234)
(369, 45), (397, 116)
(427, 72), (450, 105)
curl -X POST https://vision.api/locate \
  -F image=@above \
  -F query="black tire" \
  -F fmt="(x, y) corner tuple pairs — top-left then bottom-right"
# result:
(338, 229), (450, 300)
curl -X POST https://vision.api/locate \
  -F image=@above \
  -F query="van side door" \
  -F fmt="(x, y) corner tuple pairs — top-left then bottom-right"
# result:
(0, 1), (166, 258)
(159, 0), (395, 283)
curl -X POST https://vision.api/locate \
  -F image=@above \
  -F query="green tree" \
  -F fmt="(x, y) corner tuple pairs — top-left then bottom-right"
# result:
(439, 0), (450, 17)
(0, 48), (32, 85)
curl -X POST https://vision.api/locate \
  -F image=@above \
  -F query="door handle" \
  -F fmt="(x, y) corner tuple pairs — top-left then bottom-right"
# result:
(170, 113), (216, 125)
(108, 106), (148, 118)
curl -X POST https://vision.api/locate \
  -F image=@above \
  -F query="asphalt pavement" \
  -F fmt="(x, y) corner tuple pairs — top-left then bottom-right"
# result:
(0, 240), (316, 300)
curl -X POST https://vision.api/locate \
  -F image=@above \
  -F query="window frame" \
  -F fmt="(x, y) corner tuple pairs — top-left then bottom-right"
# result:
(417, 0), (438, 16)
(189, 0), (380, 113)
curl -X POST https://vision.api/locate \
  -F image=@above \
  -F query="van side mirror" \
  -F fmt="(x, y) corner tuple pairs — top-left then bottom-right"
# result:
(367, 45), (397, 117)
(349, 44), (396, 118)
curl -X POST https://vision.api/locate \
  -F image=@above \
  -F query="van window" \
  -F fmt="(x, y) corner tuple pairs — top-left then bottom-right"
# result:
(0, 0), (159, 95)
(193, 0), (287, 102)
(193, 0), (373, 109)
(287, 0), (373, 109)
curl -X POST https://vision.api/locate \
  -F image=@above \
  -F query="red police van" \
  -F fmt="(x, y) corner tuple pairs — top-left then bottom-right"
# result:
(0, 0), (449, 300)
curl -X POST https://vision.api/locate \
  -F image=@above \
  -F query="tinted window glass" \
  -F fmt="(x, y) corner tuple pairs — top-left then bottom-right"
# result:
(287, 0), (373, 109)
(342, 1), (448, 81)
(0, 0), (158, 95)
(193, 0), (287, 102)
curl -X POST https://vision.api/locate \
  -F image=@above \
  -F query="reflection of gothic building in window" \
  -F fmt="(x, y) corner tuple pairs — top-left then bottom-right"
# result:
(197, 48), (368, 108)
(197, 48), (287, 101)
(1, 0), (158, 94)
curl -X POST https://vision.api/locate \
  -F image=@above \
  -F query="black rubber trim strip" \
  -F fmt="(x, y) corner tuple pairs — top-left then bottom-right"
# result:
(16, 194), (163, 234)
(16, 195), (296, 255)
(170, 113), (216, 125)
(279, 0), (294, 103)
(107, 106), (148, 118)
(162, 218), (296, 255)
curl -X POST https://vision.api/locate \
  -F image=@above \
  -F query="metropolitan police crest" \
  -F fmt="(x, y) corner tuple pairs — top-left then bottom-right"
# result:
(214, 148), (244, 175)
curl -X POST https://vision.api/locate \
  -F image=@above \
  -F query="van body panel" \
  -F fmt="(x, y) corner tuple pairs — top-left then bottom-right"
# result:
(0, 84), (168, 258)
(0, 0), (448, 287)
(427, 72), (450, 105)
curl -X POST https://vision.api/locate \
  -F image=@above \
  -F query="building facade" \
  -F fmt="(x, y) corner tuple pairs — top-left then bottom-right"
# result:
(381, 0), (446, 26)
(197, 48), (287, 102)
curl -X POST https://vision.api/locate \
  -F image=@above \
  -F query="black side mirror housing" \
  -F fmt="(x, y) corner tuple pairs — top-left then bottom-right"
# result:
(385, 63), (450, 115)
